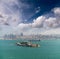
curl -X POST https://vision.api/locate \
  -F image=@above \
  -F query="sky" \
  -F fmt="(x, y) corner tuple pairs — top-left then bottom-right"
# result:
(0, 0), (60, 36)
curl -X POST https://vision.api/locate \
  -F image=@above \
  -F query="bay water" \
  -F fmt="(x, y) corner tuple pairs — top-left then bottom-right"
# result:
(0, 39), (60, 59)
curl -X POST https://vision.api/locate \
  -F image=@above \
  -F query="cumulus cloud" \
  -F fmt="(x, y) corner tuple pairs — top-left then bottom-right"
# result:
(0, 0), (37, 28)
(44, 17), (60, 28)
(53, 7), (60, 15)
(40, 28), (60, 35)
(45, 7), (60, 28)
(0, 0), (38, 35)
(0, 0), (19, 15)
(0, 12), (20, 27)
(17, 7), (60, 32)
(0, 0), (23, 28)
(17, 16), (46, 30)
(17, 23), (31, 30)
(32, 16), (45, 28)
(8, 7), (60, 35)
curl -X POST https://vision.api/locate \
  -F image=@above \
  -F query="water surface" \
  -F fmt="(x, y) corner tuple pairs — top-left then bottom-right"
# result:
(0, 40), (60, 59)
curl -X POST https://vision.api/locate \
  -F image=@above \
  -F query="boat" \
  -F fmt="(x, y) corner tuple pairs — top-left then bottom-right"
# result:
(16, 42), (40, 47)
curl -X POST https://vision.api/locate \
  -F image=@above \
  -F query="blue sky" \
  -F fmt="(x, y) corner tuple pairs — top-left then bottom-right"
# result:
(0, 0), (60, 36)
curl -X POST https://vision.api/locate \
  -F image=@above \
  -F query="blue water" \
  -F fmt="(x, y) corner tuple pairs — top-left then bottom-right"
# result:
(0, 40), (60, 59)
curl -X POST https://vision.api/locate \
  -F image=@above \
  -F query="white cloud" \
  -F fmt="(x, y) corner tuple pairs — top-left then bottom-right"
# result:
(16, 7), (60, 35)
(0, 0), (38, 35)
(32, 16), (46, 28)
(0, 13), (20, 27)
(44, 17), (59, 28)
(17, 16), (46, 30)
(0, 0), (22, 27)
(0, 1), (60, 35)
(17, 9), (60, 30)
(53, 7), (60, 15)
(0, 0), (35, 28)
(40, 28), (60, 35)
(0, 0), (19, 14)
(43, 7), (60, 29)
(17, 23), (32, 30)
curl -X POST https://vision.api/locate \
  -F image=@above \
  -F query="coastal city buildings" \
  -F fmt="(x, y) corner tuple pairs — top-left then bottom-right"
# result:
(2, 33), (60, 40)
